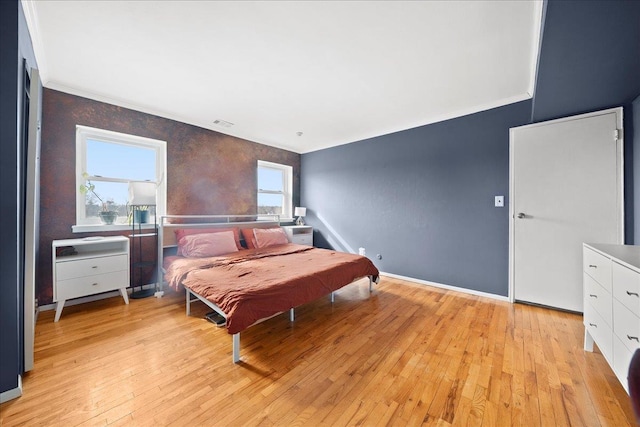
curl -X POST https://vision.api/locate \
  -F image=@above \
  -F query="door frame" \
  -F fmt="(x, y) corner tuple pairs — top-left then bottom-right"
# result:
(508, 107), (624, 303)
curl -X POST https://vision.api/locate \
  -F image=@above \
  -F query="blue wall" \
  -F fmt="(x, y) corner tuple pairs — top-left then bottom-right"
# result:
(301, 0), (640, 297)
(302, 101), (531, 295)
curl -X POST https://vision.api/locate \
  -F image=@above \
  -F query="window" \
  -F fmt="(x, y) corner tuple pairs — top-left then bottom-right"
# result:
(257, 160), (292, 219)
(75, 125), (166, 231)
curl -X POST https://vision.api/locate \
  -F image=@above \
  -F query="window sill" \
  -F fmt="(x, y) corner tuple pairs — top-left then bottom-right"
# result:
(72, 223), (156, 233)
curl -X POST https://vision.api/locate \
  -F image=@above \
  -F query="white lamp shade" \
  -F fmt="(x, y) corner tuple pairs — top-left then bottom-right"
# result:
(128, 181), (156, 205)
(294, 207), (306, 217)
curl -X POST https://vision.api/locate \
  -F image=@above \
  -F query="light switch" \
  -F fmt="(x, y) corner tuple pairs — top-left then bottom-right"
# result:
(495, 196), (504, 207)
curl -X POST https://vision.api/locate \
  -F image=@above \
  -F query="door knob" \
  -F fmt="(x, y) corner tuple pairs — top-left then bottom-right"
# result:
(517, 212), (526, 219)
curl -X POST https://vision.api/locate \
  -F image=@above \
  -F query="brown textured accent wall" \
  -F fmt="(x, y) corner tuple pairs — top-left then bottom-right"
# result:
(38, 88), (300, 305)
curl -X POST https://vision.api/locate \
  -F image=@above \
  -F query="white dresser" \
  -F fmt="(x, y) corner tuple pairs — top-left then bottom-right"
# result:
(282, 225), (313, 246)
(52, 236), (130, 322)
(583, 243), (640, 393)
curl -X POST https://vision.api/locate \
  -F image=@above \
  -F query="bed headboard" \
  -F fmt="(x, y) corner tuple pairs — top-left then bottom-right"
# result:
(159, 214), (281, 248)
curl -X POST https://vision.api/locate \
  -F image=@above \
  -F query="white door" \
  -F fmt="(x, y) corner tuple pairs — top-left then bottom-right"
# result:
(510, 108), (623, 312)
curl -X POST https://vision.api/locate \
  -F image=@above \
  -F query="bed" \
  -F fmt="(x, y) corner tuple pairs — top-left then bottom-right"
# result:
(158, 215), (380, 362)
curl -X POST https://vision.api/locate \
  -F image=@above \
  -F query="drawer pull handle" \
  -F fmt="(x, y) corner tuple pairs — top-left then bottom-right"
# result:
(589, 294), (597, 298)
(626, 291), (639, 297)
(628, 335), (639, 342)
(92, 282), (99, 286)
(92, 266), (98, 269)
(589, 323), (597, 328)
(588, 264), (597, 268)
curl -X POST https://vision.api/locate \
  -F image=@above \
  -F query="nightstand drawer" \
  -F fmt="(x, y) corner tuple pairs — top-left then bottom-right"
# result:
(56, 270), (128, 301)
(292, 234), (313, 246)
(583, 247), (612, 291)
(612, 261), (640, 314)
(283, 225), (313, 246)
(56, 254), (128, 281)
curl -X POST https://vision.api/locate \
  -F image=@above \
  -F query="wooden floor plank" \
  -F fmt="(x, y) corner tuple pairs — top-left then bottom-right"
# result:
(0, 277), (636, 426)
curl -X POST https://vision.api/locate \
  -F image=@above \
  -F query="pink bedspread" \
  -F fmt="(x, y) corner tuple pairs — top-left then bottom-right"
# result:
(164, 244), (379, 334)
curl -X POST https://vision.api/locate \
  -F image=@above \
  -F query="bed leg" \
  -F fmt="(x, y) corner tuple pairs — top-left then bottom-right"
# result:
(369, 276), (373, 292)
(185, 289), (191, 316)
(289, 308), (295, 322)
(232, 333), (240, 363)
(331, 291), (335, 303)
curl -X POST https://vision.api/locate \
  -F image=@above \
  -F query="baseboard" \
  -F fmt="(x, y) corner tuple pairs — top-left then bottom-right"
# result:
(380, 272), (510, 302)
(0, 375), (22, 403)
(38, 284), (158, 312)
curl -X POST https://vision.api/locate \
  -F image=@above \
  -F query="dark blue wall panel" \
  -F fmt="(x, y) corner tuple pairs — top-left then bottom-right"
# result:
(0, 0), (21, 396)
(532, 0), (640, 122)
(302, 101), (531, 296)
(634, 95), (640, 244)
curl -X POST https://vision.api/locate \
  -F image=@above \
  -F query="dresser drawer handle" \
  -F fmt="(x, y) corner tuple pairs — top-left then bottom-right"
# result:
(588, 264), (597, 268)
(589, 323), (597, 328)
(628, 335), (639, 342)
(92, 282), (99, 286)
(92, 266), (99, 269)
(589, 294), (597, 298)
(626, 291), (639, 297)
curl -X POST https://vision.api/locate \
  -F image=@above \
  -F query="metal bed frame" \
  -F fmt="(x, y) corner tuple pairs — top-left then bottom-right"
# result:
(184, 277), (376, 363)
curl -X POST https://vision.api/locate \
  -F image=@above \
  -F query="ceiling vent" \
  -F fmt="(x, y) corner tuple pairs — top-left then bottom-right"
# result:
(213, 119), (234, 128)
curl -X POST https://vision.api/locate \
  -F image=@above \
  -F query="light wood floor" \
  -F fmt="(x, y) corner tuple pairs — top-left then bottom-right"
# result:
(0, 276), (636, 426)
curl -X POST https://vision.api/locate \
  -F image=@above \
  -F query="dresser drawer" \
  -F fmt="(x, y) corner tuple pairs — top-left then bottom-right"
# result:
(612, 261), (640, 314)
(55, 270), (128, 301)
(56, 254), (128, 281)
(583, 247), (612, 291)
(584, 273), (612, 327)
(613, 335), (634, 394)
(584, 301), (613, 364)
(613, 299), (640, 353)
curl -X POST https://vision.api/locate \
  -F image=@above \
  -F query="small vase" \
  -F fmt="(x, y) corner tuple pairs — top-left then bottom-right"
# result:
(99, 211), (118, 225)
(133, 210), (149, 224)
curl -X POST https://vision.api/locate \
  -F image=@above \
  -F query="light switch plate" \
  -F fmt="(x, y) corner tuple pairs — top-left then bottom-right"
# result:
(495, 196), (504, 207)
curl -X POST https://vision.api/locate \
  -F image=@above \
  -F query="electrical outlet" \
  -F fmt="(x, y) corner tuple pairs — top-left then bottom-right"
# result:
(495, 195), (504, 207)
(358, 247), (366, 256)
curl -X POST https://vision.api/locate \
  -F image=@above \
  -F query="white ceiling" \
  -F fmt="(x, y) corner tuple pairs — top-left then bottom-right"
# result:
(23, 1), (543, 154)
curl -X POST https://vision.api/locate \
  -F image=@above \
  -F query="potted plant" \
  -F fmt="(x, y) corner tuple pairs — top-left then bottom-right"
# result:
(79, 174), (118, 225)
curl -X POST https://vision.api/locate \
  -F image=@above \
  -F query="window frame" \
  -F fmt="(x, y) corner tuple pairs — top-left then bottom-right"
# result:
(74, 125), (167, 232)
(257, 160), (293, 221)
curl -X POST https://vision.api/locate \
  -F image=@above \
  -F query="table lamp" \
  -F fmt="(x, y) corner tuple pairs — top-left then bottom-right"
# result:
(294, 207), (306, 226)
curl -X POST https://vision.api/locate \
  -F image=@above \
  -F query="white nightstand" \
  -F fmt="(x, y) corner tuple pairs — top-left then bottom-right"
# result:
(282, 225), (313, 246)
(52, 236), (130, 322)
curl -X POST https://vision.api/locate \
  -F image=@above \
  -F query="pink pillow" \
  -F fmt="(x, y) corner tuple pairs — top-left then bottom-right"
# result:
(178, 231), (239, 258)
(241, 227), (282, 249)
(253, 227), (289, 248)
(174, 227), (242, 253)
